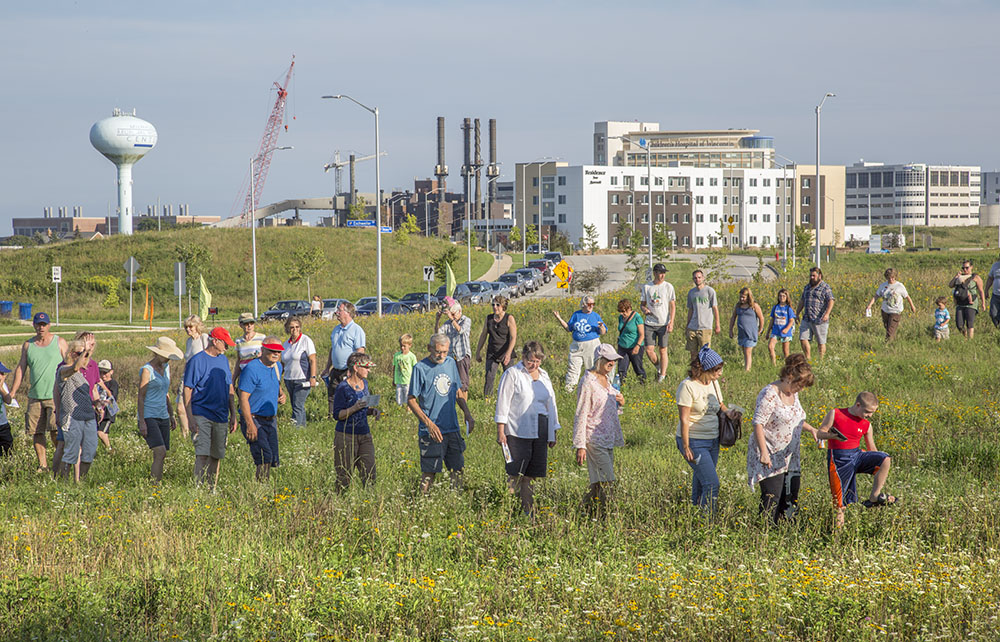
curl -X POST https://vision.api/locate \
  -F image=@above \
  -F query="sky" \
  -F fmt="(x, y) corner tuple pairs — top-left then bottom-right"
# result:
(2, 0), (998, 233)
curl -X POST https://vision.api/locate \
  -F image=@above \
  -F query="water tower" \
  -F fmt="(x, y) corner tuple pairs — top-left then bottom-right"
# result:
(89, 108), (157, 235)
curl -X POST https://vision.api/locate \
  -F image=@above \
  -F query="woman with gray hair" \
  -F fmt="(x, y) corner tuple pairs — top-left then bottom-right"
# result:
(495, 341), (560, 517)
(552, 295), (606, 393)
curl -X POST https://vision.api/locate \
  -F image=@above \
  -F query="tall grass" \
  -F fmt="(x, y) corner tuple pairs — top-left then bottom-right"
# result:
(1, 249), (1000, 640)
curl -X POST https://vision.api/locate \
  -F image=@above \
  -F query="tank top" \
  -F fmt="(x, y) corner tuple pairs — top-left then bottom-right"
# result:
(26, 335), (63, 400)
(141, 363), (171, 419)
(485, 313), (513, 361)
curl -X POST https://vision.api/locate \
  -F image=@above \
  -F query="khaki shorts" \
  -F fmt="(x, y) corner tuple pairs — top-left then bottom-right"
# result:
(25, 398), (57, 436)
(193, 415), (229, 460)
(685, 328), (714, 355)
(586, 444), (616, 484)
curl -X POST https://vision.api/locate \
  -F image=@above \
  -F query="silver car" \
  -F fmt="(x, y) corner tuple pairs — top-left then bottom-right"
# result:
(498, 272), (527, 297)
(487, 281), (514, 301)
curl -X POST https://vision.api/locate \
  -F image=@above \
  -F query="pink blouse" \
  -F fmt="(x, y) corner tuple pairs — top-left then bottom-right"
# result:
(746, 383), (806, 488)
(572, 371), (624, 450)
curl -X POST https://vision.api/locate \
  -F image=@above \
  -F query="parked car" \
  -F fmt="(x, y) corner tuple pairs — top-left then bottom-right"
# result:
(355, 295), (395, 309)
(399, 292), (438, 312)
(528, 259), (553, 282)
(497, 272), (527, 297)
(433, 281), (491, 306)
(260, 300), (310, 323)
(487, 281), (514, 301)
(543, 251), (564, 265)
(321, 298), (350, 320)
(526, 244), (541, 253)
(355, 301), (417, 316)
(514, 268), (544, 291)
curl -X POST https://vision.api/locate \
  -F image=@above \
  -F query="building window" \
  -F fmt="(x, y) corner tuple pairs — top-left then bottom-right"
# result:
(671, 195), (679, 205)
(709, 196), (718, 204)
(683, 213), (690, 223)
(802, 178), (811, 188)
(710, 177), (718, 186)
(883, 171), (893, 187)
(723, 196), (728, 205)
(532, 215), (538, 223)
(683, 236), (690, 247)
(641, 195), (649, 205)
(671, 213), (678, 223)
(627, 194), (634, 205)
(762, 235), (771, 245)
(611, 194), (619, 205)
(641, 236), (649, 247)
(612, 212), (619, 223)
(858, 174), (869, 188)
(749, 196), (758, 205)
(695, 195), (704, 204)
(558, 195), (566, 204)
(871, 172), (882, 188)
(654, 177), (663, 186)
(532, 177), (538, 187)
(696, 236), (704, 245)
(640, 176), (648, 186)
(557, 176), (566, 186)
(802, 213), (811, 223)
(763, 196), (771, 205)
(696, 214), (704, 222)
(532, 196), (538, 205)
(710, 213), (718, 222)
(610, 176), (618, 186)
(696, 177), (704, 186)
(656, 213), (664, 223)
(802, 196), (811, 206)
(656, 194), (664, 205)
(611, 236), (619, 248)
(749, 178), (758, 187)
(749, 236), (757, 245)
(776, 197), (781, 205)
(847, 174), (857, 189)
(684, 195), (690, 205)
(763, 214), (771, 222)
(749, 214), (758, 222)
(627, 213), (634, 224)
(641, 213), (649, 223)
(558, 213), (566, 223)
(763, 178), (771, 187)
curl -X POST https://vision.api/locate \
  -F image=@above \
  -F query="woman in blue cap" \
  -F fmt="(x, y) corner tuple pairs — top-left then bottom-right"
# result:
(675, 344), (730, 511)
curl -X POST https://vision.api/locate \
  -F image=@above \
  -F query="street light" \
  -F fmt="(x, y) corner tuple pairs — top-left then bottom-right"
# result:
(519, 158), (557, 267)
(815, 92), (835, 267)
(250, 145), (293, 318)
(322, 93), (383, 317)
(385, 192), (410, 232)
(613, 136), (653, 272)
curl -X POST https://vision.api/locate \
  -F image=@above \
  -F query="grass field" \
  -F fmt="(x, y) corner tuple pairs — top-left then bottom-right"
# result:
(0, 227), (494, 322)
(2, 249), (1000, 640)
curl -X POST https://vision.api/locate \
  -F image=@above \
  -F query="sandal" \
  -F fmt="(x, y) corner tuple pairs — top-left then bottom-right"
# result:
(862, 492), (898, 508)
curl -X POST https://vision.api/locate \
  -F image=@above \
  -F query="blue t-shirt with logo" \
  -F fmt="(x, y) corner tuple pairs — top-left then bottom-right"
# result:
(408, 357), (461, 436)
(184, 351), (233, 423)
(237, 358), (282, 417)
(769, 304), (797, 338)
(568, 310), (604, 342)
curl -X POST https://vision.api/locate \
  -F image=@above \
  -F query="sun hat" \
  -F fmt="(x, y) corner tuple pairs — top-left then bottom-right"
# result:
(698, 344), (724, 370)
(146, 337), (184, 360)
(594, 343), (624, 362)
(97, 359), (113, 371)
(238, 312), (256, 325)
(261, 342), (284, 352)
(209, 327), (236, 347)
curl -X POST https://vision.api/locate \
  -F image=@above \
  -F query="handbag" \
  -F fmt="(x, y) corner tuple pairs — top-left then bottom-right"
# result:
(714, 380), (742, 447)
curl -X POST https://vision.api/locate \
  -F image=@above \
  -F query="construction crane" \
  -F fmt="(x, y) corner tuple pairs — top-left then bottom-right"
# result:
(323, 150), (387, 195)
(231, 56), (295, 225)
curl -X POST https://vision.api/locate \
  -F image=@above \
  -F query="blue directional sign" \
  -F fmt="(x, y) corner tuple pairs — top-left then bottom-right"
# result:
(347, 219), (376, 228)
(380, 226), (392, 233)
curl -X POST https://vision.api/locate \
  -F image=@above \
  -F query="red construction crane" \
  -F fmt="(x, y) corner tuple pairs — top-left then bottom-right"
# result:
(232, 56), (295, 225)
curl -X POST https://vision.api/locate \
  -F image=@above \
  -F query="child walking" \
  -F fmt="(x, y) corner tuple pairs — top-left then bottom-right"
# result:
(393, 334), (418, 406)
(766, 288), (797, 365)
(933, 296), (950, 341)
(729, 287), (765, 371)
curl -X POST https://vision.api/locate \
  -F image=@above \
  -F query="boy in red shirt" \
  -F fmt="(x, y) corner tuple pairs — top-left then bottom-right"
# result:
(818, 391), (896, 528)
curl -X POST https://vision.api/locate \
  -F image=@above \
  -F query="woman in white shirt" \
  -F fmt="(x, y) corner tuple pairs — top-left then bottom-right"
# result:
(281, 317), (318, 427)
(495, 341), (561, 517)
(865, 267), (916, 342)
(676, 344), (730, 511)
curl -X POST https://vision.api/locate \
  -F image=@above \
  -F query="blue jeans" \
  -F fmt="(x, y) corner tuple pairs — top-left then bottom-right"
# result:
(676, 436), (720, 508)
(285, 380), (311, 427)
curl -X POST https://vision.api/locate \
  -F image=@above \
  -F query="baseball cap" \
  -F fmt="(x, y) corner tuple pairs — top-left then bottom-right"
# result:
(261, 342), (284, 352)
(32, 312), (50, 325)
(97, 359), (113, 371)
(209, 327), (236, 347)
(238, 312), (256, 325)
(653, 263), (667, 273)
(594, 343), (624, 362)
(0, 361), (10, 375)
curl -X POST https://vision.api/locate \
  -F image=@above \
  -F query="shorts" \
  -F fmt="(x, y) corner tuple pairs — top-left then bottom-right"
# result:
(193, 415), (229, 460)
(395, 384), (409, 406)
(799, 319), (829, 344)
(770, 333), (793, 343)
(61, 418), (98, 465)
(685, 328), (713, 354)
(955, 306), (977, 332)
(0, 423), (13, 456)
(240, 413), (279, 467)
(505, 434), (549, 479)
(25, 398), (56, 436)
(933, 326), (950, 340)
(738, 337), (758, 348)
(454, 355), (470, 391)
(142, 417), (171, 450)
(586, 444), (616, 484)
(827, 448), (888, 508)
(418, 431), (466, 474)
(644, 324), (669, 348)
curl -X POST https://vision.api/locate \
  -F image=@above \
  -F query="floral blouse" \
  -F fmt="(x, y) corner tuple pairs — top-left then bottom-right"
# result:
(746, 383), (806, 488)
(572, 371), (624, 450)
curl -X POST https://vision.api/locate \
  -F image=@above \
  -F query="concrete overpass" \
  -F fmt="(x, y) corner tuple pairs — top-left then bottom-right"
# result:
(213, 197), (338, 228)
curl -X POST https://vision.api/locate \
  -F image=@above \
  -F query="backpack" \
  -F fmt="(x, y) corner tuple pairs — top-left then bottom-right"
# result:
(953, 275), (976, 306)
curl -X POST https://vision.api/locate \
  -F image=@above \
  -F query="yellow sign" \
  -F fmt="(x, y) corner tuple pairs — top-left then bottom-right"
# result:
(553, 260), (572, 288)
(727, 225), (734, 234)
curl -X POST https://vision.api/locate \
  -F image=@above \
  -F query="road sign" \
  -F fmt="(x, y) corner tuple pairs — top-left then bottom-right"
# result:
(51, 266), (61, 283)
(174, 262), (186, 296)
(423, 265), (435, 282)
(346, 219), (376, 228)
(727, 225), (735, 234)
(553, 260), (572, 289)
(380, 226), (392, 233)
(124, 256), (140, 275)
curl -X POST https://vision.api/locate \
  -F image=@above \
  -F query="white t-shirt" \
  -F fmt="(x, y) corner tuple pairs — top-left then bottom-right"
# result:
(875, 281), (908, 314)
(281, 334), (317, 381)
(988, 261), (1000, 296)
(640, 281), (675, 327)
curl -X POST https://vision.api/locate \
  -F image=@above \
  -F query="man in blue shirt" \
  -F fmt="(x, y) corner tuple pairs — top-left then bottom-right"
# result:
(237, 336), (286, 481)
(321, 302), (366, 418)
(184, 327), (237, 490)
(552, 295), (606, 392)
(407, 333), (475, 494)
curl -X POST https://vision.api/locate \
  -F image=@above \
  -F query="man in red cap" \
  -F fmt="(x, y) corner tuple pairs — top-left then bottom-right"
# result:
(184, 327), (237, 489)
(237, 336), (286, 481)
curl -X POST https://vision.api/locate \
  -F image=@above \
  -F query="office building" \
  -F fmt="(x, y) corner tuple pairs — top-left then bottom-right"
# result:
(846, 161), (981, 228)
(594, 121), (776, 169)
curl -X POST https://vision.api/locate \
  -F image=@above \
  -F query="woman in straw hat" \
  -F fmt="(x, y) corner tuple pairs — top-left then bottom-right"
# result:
(137, 336), (184, 482)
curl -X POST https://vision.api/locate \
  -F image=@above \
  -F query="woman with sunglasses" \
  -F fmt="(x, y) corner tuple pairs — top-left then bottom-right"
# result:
(281, 318), (317, 427)
(552, 296), (606, 393)
(475, 295), (518, 398)
(332, 351), (379, 492)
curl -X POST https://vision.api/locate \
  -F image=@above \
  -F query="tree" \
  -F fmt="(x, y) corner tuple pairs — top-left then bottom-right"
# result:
(285, 247), (325, 295)
(432, 246), (460, 285)
(175, 242), (211, 294)
(570, 266), (609, 295)
(581, 224), (600, 255)
(394, 213), (419, 247)
(348, 196), (369, 220)
(508, 225), (521, 248)
(525, 224), (538, 247)
(549, 231), (572, 255)
(700, 249), (734, 283)
(793, 225), (814, 263)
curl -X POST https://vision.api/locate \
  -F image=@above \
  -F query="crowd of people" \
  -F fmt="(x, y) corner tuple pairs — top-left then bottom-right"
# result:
(2, 255), (995, 525)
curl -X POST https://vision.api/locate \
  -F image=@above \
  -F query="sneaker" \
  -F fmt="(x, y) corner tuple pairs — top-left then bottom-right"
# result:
(656, 375), (666, 383)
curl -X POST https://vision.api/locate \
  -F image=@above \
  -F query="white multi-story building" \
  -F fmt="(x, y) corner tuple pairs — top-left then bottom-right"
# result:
(980, 171), (1000, 206)
(594, 121), (776, 169)
(846, 161), (981, 228)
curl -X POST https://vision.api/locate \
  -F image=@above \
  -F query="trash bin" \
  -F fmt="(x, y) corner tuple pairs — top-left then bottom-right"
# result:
(0, 301), (12, 317)
(18, 303), (32, 321)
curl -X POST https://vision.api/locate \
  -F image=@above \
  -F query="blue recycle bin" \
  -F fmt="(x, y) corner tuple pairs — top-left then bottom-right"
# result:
(0, 301), (12, 317)
(18, 303), (32, 321)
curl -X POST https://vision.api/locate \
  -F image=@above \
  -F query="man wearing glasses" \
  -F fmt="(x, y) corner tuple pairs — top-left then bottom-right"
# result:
(552, 296), (606, 392)
(10, 312), (67, 472)
(949, 260), (986, 339)
(237, 336), (286, 482)
(184, 327), (237, 489)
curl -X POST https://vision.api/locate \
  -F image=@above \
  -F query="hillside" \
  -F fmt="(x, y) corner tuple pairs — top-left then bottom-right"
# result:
(0, 227), (493, 320)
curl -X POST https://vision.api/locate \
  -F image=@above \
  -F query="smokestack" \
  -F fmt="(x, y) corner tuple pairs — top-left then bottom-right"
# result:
(488, 119), (499, 206)
(474, 118), (482, 220)
(462, 118), (472, 213)
(349, 154), (357, 206)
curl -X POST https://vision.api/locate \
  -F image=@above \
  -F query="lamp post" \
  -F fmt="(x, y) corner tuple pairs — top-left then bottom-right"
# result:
(775, 153), (797, 271)
(612, 136), (653, 272)
(250, 145), (293, 318)
(385, 192), (410, 232)
(322, 93), (383, 317)
(519, 158), (556, 267)
(815, 92), (835, 267)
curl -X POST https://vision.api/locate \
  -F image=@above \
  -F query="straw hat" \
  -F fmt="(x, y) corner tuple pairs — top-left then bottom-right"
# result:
(147, 336), (184, 360)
